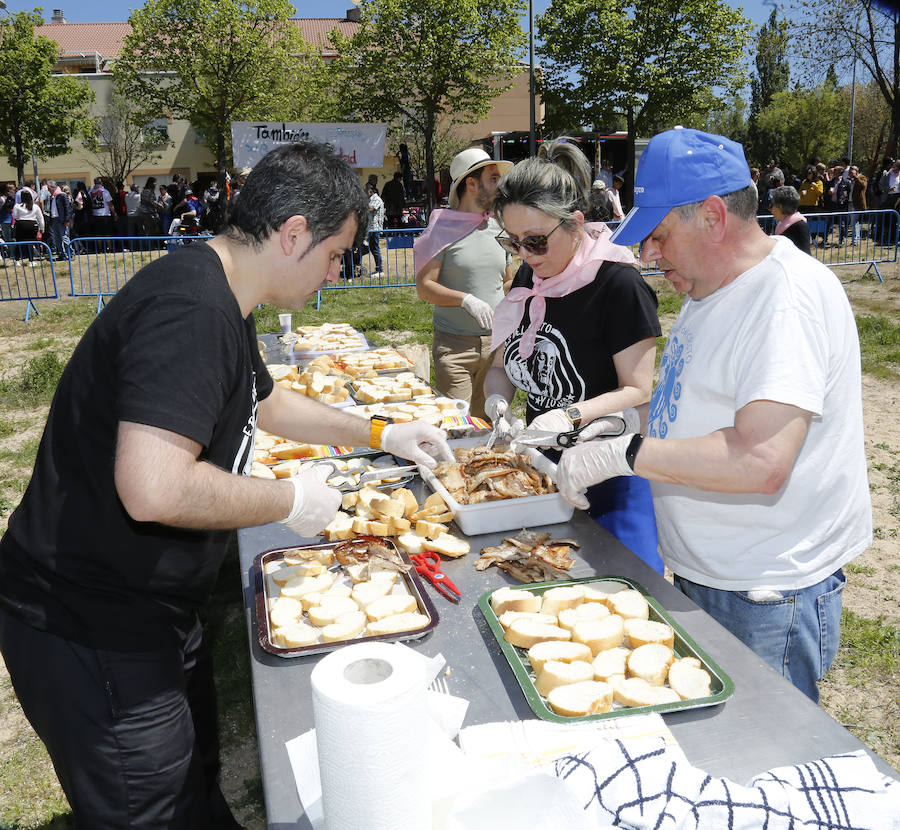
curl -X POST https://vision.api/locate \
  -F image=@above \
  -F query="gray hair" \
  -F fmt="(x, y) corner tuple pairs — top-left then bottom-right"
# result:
(770, 185), (800, 215)
(493, 139), (591, 230)
(672, 185), (759, 224)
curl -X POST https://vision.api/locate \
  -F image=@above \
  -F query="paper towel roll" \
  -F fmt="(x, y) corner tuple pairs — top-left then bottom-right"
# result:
(311, 642), (430, 830)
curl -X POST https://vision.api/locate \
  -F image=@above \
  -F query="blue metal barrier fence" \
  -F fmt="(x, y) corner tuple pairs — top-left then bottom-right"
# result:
(0, 240), (59, 320)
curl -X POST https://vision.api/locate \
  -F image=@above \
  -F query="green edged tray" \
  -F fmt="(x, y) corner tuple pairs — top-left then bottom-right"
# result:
(478, 575), (735, 723)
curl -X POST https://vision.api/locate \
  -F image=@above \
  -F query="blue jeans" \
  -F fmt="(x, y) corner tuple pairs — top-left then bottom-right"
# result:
(674, 569), (846, 703)
(368, 231), (383, 272)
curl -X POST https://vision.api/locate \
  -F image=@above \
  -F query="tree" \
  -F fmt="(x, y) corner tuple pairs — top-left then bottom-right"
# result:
(0, 10), (94, 184)
(330, 0), (526, 210)
(747, 9), (790, 164)
(82, 88), (172, 185)
(114, 0), (336, 190)
(793, 0), (899, 158)
(756, 83), (848, 172)
(536, 0), (752, 197)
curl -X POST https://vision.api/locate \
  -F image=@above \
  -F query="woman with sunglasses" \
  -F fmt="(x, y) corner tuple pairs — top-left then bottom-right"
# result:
(483, 140), (664, 573)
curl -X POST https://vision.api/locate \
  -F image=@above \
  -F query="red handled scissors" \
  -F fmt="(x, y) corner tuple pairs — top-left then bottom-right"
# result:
(410, 552), (461, 603)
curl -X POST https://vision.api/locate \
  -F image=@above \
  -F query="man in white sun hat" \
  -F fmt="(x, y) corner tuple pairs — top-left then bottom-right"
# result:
(554, 126), (872, 702)
(414, 147), (513, 418)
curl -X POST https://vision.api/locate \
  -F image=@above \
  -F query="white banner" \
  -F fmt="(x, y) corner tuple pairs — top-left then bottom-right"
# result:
(231, 122), (387, 170)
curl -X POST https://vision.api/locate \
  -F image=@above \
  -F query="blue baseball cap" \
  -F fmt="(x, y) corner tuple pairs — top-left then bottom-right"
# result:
(610, 127), (753, 246)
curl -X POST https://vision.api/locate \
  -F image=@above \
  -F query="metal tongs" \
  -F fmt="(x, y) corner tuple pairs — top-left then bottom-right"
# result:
(513, 415), (627, 450)
(323, 462), (418, 492)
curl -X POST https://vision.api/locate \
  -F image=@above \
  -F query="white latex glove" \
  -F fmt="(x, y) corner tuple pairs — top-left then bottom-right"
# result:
(484, 394), (509, 424)
(576, 407), (642, 441)
(528, 408), (573, 434)
(461, 293), (493, 329)
(380, 420), (453, 468)
(555, 434), (634, 509)
(279, 463), (342, 537)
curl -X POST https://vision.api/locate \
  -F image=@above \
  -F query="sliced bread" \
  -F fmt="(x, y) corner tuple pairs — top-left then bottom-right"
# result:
(626, 643), (675, 687)
(504, 618), (572, 649)
(497, 611), (559, 631)
(307, 596), (361, 627)
(571, 614), (625, 655)
(364, 593), (419, 622)
(366, 611), (430, 636)
(539, 585), (585, 617)
(490, 587), (541, 616)
(591, 646), (631, 681)
(534, 659), (595, 697)
(612, 676), (681, 708)
(557, 602), (611, 631)
(273, 621), (319, 648)
(607, 589), (650, 620)
(320, 610), (367, 642)
(546, 680), (614, 717)
(527, 640), (593, 674)
(668, 659), (713, 700)
(624, 618), (675, 649)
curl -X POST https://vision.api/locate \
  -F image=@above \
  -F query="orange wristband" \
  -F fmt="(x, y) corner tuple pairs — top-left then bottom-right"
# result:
(369, 415), (393, 448)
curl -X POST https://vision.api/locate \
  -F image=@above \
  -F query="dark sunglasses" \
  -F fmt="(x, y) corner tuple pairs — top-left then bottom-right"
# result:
(495, 220), (565, 256)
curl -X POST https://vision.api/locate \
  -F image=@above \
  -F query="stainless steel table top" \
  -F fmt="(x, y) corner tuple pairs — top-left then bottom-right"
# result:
(237, 506), (898, 828)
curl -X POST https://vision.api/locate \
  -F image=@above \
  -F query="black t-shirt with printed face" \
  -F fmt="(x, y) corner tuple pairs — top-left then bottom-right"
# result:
(0, 243), (273, 649)
(504, 261), (662, 423)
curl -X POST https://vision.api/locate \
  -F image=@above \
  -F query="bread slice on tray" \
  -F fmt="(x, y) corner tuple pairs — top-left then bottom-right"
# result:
(321, 610), (367, 642)
(591, 646), (631, 682)
(504, 618), (571, 649)
(498, 611), (559, 631)
(624, 618), (675, 649)
(527, 640), (593, 673)
(626, 643), (675, 687)
(581, 580), (629, 605)
(547, 680), (614, 717)
(367, 611), (430, 636)
(307, 596), (361, 627)
(557, 602), (611, 631)
(364, 594), (419, 622)
(668, 658), (713, 700)
(607, 589), (650, 620)
(571, 614), (625, 655)
(491, 587), (541, 616)
(612, 676), (680, 707)
(534, 659), (595, 697)
(540, 585), (585, 617)
(273, 621), (320, 648)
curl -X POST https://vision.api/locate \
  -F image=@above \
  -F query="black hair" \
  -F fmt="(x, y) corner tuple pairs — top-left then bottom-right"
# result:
(21, 190), (33, 211)
(225, 142), (368, 250)
(146, 177), (157, 188)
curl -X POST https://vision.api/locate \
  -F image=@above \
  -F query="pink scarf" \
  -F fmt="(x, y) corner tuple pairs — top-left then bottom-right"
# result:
(775, 212), (806, 235)
(491, 222), (637, 358)
(413, 208), (488, 275)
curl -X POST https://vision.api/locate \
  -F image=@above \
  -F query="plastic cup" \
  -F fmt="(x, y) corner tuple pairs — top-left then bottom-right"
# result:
(279, 313), (292, 335)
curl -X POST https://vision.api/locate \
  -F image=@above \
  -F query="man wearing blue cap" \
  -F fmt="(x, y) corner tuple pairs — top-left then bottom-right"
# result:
(555, 127), (872, 702)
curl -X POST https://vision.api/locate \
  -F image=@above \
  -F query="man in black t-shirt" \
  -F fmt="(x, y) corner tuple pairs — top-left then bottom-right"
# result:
(0, 143), (451, 829)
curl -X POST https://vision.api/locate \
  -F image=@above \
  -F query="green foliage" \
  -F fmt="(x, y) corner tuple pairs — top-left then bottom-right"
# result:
(856, 314), (900, 379)
(0, 352), (67, 408)
(0, 10), (95, 183)
(330, 0), (526, 207)
(835, 609), (900, 674)
(114, 0), (336, 186)
(792, 0), (899, 155)
(537, 0), (751, 189)
(756, 83), (848, 171)
(82, 86), (172, 184)
(747, 9), (790, 164)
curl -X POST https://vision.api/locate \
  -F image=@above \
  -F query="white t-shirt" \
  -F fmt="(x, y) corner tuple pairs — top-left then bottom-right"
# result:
(89, 186), (114, 216)
(648, 237), (871, 591)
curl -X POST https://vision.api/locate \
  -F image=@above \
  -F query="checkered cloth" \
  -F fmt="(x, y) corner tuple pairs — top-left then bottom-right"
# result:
(552, 737), (899, 829)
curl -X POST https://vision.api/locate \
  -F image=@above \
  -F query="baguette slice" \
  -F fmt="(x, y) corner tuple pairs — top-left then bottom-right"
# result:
(320, 610), (367, 642)
(300, 581), (353, 610)
(415, 519), (447, 540)
(391, 488), (420, 518)
(366, 611), (430, 636)
(607, 589), (650, 621)
(612, 676), (680, 708)
(324, 511), (355, 542)
(504, 618), (571, 649)
(426, 533), (470, 558)
(280, 571), (336, 598)
(668, 659), (713, 700)
(365, 593), (419, 622)
(273, 621), (319, 648)
(491, 587), (541, 616)
(307, 596), (361, 627)
(534, 659), (595, 697)
(345, 563), (398, 585)
(351, 579), (394, 607)
(527, 640), (594, 673)
(571, 614), (625, 655)
(557, 602), (611, 631)
(591, 646), (631, 682)
(283, 549), (334, 566)
(540, 585), (585, 617)
(497, 611), (559, 631)
(271, 561), (326, 584)
(269, 596), (304, 628)
(581, 580), (628, 605)
(547, 680), (614, 717)
(395, 531), (427, 555)
(626, 643), (675, 687)
(624, 618), (675, 649)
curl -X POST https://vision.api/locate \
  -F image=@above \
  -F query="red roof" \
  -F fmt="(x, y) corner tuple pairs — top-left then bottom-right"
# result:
(36, 18), (359, 62)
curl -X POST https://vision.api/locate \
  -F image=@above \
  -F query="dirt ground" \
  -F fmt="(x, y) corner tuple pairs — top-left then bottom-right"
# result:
(0, 268), (897, 828)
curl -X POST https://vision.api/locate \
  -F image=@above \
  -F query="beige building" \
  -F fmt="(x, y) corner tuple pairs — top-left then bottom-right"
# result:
(0, 9), (542, 194)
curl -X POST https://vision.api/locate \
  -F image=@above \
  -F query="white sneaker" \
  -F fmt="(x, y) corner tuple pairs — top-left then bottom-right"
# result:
(372, 271), (384, 279)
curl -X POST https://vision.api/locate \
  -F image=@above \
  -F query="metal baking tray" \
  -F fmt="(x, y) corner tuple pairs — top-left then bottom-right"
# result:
(478, 575), (734, 722)
(418, 442), (574, 535)
(332, 348), (416, 375)
(253, 539), (438, 658)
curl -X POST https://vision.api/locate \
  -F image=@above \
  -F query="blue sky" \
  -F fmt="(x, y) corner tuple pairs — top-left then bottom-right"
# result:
(6, 0), (781, 29)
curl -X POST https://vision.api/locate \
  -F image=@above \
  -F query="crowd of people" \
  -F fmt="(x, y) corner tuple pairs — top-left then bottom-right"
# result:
(0, 174), (240, 265)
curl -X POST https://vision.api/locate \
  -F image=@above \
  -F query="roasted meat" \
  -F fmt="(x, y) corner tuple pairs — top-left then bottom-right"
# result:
(475, 530), (578, 582)
(332, 535), (411, 573)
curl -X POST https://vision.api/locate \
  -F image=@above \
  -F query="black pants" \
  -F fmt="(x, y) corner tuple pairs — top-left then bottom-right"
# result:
(13, 219), (39, 260)
(0, 609), (241, 829)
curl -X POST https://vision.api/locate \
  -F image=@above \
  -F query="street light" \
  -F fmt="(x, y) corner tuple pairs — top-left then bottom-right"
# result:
(528, 0), (536, 157)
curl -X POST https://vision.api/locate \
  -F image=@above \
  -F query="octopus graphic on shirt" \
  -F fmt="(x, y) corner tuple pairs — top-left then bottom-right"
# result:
(502, 321), (585, 412)
(648, 326), (692, 439)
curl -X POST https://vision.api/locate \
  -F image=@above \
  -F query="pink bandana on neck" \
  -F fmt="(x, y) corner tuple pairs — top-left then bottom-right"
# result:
(775, 212), (806, 236)
(490, 222), (636, 358)
(413, 208), (489, 275)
